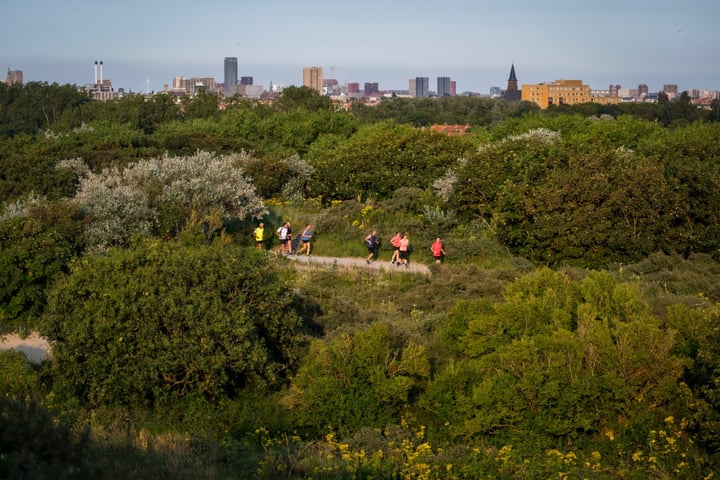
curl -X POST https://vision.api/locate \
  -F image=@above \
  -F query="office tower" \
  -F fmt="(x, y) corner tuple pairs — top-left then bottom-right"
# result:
(240, 76), (253, 85)
(347, 83), (360, 94)
(663, 84), (679, 99)
(437, 76), (451, 97)
(303, 66), (323, 94)
(364, 82), (379, 96)
(410, 77), (429, 98)
(224, 57), (238, 95)
(5, 69), (23, 85)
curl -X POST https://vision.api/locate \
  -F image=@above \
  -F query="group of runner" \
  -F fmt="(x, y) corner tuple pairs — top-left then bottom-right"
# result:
(366, 230), (447, 266)
(254, 222), (446, 264)
(253, 221), (313, 256)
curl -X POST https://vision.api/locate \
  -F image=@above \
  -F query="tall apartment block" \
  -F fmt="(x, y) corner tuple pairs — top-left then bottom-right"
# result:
(410, 77), (429, 98)
(437, 76), (451, 97)
(224, 57), (238, 95)
(303, 67), (323, 94)
(5, 69), (23, 85)
(364, 82), (379, 96)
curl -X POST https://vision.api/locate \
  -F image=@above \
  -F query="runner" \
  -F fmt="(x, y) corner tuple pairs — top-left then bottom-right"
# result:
(297, 223), (313, 256)
(365, 230), (379, 264)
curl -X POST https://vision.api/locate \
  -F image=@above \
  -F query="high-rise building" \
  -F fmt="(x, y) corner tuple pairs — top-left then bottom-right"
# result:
(638, 84), (649, 99)
(5, 69), (23, 85)
(240, 76), (253, 85)
(303, 66), (323, 94)
(609, 84), (621, 97)
(437, 76), (451, 97)
(347, 83), (360, 94)
(364, 82), (379, 96)
(663, 84), (679, 99)
(410, 77), (429, 98)
(224, 57), (238, 95)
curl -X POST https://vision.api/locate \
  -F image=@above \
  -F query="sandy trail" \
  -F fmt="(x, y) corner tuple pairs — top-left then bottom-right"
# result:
(0, 332), (51, 363)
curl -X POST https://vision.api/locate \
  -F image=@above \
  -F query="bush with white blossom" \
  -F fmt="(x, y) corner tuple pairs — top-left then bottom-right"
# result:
(72, 150), (266, 250)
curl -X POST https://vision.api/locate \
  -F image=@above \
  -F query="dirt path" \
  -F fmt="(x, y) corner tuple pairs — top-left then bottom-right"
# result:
(283, 253), (431, 275)
(0, 332), (51, 363)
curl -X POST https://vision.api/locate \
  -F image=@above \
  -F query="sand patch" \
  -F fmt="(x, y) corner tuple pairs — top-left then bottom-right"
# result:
(0, 332), (51, 363)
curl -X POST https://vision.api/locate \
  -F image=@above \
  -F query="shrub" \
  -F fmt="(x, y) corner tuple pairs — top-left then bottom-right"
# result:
(42, 239), (303, 407)
(73, 151), (267, 250)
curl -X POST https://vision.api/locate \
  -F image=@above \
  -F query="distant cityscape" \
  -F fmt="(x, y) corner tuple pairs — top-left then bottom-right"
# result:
(5, 58), (720, 110)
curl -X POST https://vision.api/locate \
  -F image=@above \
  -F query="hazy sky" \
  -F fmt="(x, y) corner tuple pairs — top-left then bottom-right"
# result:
(2, 0), (718, 94)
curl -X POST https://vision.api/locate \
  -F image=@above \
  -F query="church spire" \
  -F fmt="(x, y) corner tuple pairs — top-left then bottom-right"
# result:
(503, 63), (521, 102)
(508, 63), (517, 83)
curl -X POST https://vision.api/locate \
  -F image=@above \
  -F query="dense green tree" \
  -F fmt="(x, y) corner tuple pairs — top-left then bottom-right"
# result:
(284, 322), (430, 436)
(307, 121), (471, 201)
(181, 90), (220, 120)
(424, 269), (687, 447)
(0, 81), (91, 138)
(272, 86), (334, 113)
(0, 200), (82, 332)
(42, 240), (304, 407)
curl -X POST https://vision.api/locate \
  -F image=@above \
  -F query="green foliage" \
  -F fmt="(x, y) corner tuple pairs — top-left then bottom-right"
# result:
(0, 397), (95, 479)
(272, 86), (334, 113)
(42, 240), (304, 407)
(453, 116), (720, 267)
(284, 322), (430, 436)
(0, 200), (82, 332)
(424, 269), (687, 447)
(307, 121), (471, 201)
(0, 81), (92, 138)
(0, 350), (45, 399)
(351, 95), (540, 127)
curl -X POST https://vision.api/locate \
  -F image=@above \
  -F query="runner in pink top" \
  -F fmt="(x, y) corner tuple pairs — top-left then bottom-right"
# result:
(430, 237), (446, 264)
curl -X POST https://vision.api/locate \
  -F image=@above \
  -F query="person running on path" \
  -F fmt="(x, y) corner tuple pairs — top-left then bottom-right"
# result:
(276, 222), (289, 255)
(430, 236), (446, 264)
(399, 233), (410, 268)
(253, 222), (265, 250)
(365, 230), (379, 264)
(297, 223), (313, 256)
(389, 231), (402, 265)
(285, 221), (293, 255)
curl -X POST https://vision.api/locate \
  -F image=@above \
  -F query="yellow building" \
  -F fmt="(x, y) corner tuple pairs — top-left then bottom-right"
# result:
(521, 79), (591, 109)
(303, 66), (323, 94)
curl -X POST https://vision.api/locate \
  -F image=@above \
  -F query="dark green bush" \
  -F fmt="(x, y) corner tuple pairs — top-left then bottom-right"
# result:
(42, 239), (304, 408)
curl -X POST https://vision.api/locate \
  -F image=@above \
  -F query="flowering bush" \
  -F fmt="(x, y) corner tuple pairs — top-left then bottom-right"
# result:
(72, 150), (266, 250)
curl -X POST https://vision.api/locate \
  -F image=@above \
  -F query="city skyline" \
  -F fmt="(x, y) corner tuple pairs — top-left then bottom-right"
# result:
(2, 0), (719, 94)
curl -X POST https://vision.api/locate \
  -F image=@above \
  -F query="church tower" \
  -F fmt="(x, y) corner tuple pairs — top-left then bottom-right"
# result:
(503, 63), (521, 102)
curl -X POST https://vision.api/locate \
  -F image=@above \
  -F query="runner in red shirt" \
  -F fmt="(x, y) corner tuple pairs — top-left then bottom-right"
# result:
(430, 237), (446, 264)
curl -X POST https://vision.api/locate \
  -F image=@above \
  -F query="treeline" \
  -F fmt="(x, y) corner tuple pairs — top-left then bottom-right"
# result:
(2, 85), (720, 268)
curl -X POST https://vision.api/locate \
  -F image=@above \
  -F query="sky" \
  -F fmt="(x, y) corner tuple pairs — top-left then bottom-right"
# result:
(2, 0), (719, 95)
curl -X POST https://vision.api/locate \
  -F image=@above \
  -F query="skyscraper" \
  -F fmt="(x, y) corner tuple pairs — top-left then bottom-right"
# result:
(224, 57), (238, 95)
(303, 67), (323, 93)
(410, 77), (429, 98)
(437, 76), (451, 97)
